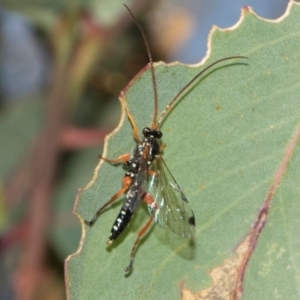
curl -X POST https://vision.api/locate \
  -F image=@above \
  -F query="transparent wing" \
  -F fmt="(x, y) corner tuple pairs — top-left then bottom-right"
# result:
(147, 157), (195, 239)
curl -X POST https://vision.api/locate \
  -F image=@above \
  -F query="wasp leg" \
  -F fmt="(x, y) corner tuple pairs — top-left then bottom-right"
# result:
(121, 92), (141, 143)
(98, 153), (130, 164)
(124, 216), (153, 273)
(160, 144), (166, 151)
(85, 176), (132, 226)
(124, 193), (157, 273)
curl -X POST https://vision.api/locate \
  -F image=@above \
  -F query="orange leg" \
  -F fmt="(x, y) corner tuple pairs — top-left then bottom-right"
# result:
(120, 92), (141, 143)
(160, 144), (166, 151)
(98, 153), (130, 164)
(85, 176), (132, 226)
(87, 151), (132, 226)
(124, 193), (157, 272)
(143, 193), (158, 210)
(124, 216), (154, 273)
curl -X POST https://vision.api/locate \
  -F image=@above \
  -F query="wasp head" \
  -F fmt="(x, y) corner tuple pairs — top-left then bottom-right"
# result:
(142, 127), (163, 139)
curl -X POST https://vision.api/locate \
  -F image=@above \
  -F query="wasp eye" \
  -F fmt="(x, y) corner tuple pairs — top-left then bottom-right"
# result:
(142, 127), (151, 137)
(156, 131), (163, 139)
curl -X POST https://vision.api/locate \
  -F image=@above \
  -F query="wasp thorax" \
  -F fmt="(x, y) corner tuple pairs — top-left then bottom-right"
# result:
(142, 127), (163, 139)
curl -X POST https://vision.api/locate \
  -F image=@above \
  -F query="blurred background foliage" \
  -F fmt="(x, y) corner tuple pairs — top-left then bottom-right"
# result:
(0, 0), (291, 299)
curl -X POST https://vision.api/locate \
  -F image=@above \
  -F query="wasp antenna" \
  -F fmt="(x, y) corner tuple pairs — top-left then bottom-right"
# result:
(157, 56), (248, 126)
(123, 4), (159, 128)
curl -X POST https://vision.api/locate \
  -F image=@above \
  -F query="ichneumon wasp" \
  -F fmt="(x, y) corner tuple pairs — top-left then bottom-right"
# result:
(84, 4), (247, 273)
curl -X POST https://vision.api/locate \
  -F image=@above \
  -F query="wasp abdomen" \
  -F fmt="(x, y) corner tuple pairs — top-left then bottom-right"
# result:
(109, 208), (133, 242)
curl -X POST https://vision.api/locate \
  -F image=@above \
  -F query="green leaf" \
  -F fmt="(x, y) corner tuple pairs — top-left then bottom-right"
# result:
(66, 3), (300, 299)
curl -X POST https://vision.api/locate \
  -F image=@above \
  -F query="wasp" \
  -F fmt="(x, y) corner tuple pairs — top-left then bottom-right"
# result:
(85, 4), (247, 273)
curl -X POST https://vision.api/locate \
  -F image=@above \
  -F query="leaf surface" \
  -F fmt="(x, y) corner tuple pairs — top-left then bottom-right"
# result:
(66, 3), (300, 299)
